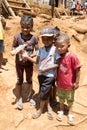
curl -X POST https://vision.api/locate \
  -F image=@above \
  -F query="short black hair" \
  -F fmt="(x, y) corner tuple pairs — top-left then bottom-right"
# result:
(20, 15), (33, 28)
(56, 34), (70, 44)
(53, 26), (60, 36)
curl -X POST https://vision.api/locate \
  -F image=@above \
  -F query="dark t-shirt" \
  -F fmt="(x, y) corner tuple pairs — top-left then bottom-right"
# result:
(12, 33), (38, 66)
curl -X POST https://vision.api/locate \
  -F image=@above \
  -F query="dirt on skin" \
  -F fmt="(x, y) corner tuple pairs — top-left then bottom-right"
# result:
(0, 15), (87, 130)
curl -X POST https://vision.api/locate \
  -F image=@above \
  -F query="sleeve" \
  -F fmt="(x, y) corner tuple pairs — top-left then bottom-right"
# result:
(12, 34), (20, 48)
(71, 53), (81, 70)
(33, 36), (38, 45)
(27, 35), (38, 46)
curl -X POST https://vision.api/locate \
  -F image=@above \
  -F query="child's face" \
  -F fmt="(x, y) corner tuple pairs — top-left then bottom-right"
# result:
(56, 40), (70, 54)
(21, 22), (32, 36)
(41, 36), (53, 47)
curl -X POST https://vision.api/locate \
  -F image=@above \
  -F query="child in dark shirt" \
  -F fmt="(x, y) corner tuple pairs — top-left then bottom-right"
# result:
(11, 15), (38, 110)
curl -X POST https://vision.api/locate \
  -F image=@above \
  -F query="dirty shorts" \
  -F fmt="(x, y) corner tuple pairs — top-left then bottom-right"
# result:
(38, 75), (54, 101)
(58, 87), (75, 106)
(0, 40), (4, 53)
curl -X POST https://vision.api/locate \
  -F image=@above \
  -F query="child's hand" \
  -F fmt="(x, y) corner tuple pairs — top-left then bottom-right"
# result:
(18, 50), (24, 54)
(22, 51), (28, 60)
(73, 82), (79, 90)
(39, 68), (46, 73)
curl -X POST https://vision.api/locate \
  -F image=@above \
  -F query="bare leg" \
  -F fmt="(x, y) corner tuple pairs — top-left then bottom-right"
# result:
(46, 99), (52, 113)
(57, 103), (64, 121)
(68, 104), (73, 115)
(28, 84), (33, 98)
(46, 99), (53, 120)
(32, 100), (46, 119)
(16, 84), (22, 99)
(16, 84), (23, 110)
(67, 105), (74, 125)
(0, 53), (3, 67)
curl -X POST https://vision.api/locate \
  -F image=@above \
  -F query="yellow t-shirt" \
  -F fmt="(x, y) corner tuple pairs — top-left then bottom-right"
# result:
(0, 18), (4, 40)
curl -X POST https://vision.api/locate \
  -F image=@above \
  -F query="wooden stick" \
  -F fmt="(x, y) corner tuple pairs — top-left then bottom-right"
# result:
(3, 0), (16, 17)
(7, 0), (25, 5)
(9, 5), (31, 11)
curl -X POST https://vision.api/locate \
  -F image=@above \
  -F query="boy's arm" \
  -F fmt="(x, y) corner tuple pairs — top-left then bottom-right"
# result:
(30, 44), (39, 58)
(39, 57), (59, 73)
(39, 64), (58, 73)
(73, 67), (80, 90)
(22, 51), (38, 64)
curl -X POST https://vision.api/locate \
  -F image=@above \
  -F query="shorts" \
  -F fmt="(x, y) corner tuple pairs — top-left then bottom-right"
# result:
(38, 75), (54, 101)
(16, 63), (33, 85)
(58, 87), (75, 106)
(0, 40), (4, 53)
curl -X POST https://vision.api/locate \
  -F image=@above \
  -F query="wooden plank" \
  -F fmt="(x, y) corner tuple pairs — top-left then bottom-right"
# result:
(9, 5), (31, 11)
(7, 0), (26, 7)
(7, 0), (25, 5)
(21, 10), (37, 17)
(2, 2), (9, 15)
(3, 0), (16, 17)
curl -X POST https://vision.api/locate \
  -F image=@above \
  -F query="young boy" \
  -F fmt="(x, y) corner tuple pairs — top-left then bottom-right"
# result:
(0, 15), (6, 73)
(23, 27), (60, 119)
(56, 34), (81, 125)
(11, 15), (38, 110)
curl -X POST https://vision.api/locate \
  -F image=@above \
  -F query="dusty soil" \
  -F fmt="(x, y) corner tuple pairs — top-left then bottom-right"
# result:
(0, 15), (87, 130)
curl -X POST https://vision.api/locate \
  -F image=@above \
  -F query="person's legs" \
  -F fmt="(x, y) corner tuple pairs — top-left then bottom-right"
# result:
(0, 41), (4, 71)
(0, 53), (3, 72)
(16, 84), (23, 110)
(16, 84), (22, 99)
(57, 103), (64, 121)
(32, 100), (46, 119)
(15, 64), (24, 109)
(32, 75), (54, 119)
(67, 90), (75, 125)
(57, 87), (65, 121)
(0, 53), (3, 67)
(50, 86), (57, 106)
(46, 99), (53, 120)
(25, 65), (34, 100)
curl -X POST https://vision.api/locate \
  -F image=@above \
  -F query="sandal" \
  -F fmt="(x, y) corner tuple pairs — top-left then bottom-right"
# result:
(67, 114), (74, 125)
(29, 99), (36, 106)
(16, 98), (23, 110)
(32, 110), (41, 119)
(47, 112), (53, 120)
(56, 111), (63, 121)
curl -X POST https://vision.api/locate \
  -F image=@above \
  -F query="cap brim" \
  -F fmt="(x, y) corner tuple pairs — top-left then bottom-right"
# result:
(40, 34), (54, 37)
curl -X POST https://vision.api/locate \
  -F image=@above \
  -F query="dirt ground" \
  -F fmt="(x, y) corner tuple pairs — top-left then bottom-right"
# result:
(0, 14), (87, 130)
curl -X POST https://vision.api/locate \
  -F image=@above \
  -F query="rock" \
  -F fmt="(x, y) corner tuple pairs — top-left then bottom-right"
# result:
(14, 113), (24, 127)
